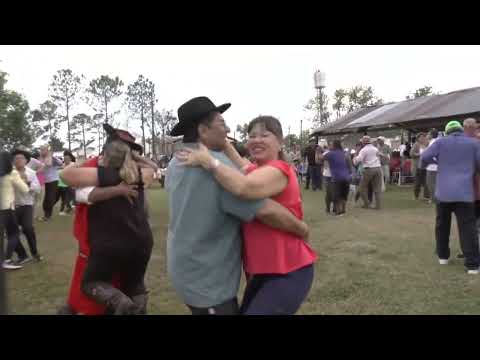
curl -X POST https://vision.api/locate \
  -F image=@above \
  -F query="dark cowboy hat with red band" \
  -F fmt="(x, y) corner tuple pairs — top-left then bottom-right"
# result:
(12, 146), (32, 163)
(170, 96), (231, 136)
(103, 123), (143, 154)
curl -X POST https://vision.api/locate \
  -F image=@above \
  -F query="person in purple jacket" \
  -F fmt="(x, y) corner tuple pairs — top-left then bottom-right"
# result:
(421, 120), (480, 274)
(318, 139), (353, 216)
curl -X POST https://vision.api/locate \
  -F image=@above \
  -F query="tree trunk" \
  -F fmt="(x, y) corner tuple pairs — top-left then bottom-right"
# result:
(98, 123), (101, 155)
(82, 122), (86, 158)
(104, 95), (108, 124)
(151, 100), (155, 160)
(162, 128), (165, 154)
(66, 99), (71, 151)
(48, 118), (52, 143)
(141, 109), (146, 153)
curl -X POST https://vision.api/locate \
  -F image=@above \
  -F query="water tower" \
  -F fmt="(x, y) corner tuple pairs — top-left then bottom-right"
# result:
(314, 70), (327, 126)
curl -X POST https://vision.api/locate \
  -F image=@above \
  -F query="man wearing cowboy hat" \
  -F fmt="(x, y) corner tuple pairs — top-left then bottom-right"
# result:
(353, 135), (383, 209)
(166, 96), (309, 315)
(11, 146), (43, 263)
(303, 137), (322, 191)
(421, 120), (480, 274)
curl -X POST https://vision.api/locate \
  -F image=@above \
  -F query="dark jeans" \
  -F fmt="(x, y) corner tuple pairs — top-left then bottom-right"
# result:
(333, 180), (350, 202)
(0, 210), (7, 314)
(3, 209), (26, 260)
(426, 170), (437, 203)
(82, 247), (150, 299)
(240, 264), (314, 315)
(43, 180), (58, 219)
(188, 297), (239, 315)
(436, 202), (480, 270)
(14, 205), (38, 257)
(324, 177), (336, 213)
(475, 201), (480, 220)
(414, 168), (430, 200)
(58, 186), (74, 212)
(306, 165), (322, 190)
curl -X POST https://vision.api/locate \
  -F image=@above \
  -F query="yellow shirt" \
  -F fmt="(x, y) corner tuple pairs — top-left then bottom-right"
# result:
(0, 170), (29, 210)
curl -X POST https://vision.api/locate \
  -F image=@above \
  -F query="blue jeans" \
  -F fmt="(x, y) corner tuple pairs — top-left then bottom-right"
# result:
(240, 264), (314, 315)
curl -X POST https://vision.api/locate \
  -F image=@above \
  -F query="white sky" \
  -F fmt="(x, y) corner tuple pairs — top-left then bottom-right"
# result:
(2, 45), (480, 142)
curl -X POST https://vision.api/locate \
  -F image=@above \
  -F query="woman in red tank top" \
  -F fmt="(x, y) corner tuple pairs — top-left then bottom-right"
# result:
(179, 116), (317, 315)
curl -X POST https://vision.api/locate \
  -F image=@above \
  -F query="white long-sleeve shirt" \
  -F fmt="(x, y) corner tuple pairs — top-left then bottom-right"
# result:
(322, 150), (332, 177)
(354, 144), (381, 168)
(75, 186), (94, 204)
(14, 167), (41, 206)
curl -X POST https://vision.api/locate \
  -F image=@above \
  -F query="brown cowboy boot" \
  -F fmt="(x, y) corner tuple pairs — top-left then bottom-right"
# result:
(82, 281), (136, 315)
(131, 292), (149, 315)
(57, 303), (77, 315)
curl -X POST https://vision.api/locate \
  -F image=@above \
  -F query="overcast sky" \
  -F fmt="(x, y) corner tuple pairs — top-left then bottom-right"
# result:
(2, 45), (480, 141)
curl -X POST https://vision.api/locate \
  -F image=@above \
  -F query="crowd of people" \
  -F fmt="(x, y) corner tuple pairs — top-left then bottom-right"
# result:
(0, 145), (80, 270)
(2, 95), (480, 315)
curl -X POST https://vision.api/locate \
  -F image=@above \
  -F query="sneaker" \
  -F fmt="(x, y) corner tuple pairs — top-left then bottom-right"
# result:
(467, 269), (479, 275)
(33, 254), (43, 262)
(59, 212), (66, 216)
(2, 260), (22, 270)
(17, 257), (32, 265)
(438, 259), (449, 265)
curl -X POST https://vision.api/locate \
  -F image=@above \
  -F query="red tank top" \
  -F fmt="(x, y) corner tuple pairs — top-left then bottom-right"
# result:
(242, 160), (318, 274)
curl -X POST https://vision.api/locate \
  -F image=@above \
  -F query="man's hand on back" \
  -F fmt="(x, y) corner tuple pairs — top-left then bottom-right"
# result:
(116, 182), (138, 205)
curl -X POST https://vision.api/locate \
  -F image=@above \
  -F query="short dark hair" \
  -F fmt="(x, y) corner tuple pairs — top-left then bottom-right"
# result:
(0, 151), (13, 177)
(183, 111), (218, 143)
(332, 139), (343, 151)
(247, 115), (285, 160)
(247, 115), (283, 141)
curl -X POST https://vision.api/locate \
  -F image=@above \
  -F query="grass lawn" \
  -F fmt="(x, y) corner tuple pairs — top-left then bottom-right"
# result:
(6, 184), (480, 315)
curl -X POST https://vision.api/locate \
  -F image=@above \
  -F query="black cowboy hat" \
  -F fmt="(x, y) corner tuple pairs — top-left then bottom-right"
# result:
(170, 96), (231, 136)
(11, 146), (32, 163)
(103, 123), (143, 154)
(63, 150), (76, 163)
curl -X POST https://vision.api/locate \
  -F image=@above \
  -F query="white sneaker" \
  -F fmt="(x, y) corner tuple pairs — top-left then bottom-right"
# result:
(438, 259), (449, 265)
(2, 260), (22, 270)
(59, 212), (66, 216)
(17, 257), (32, 266)
(467, 269), (479, 275)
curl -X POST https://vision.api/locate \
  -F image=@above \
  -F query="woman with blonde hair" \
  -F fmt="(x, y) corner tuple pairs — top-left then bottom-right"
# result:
(61, 139), (155, 315)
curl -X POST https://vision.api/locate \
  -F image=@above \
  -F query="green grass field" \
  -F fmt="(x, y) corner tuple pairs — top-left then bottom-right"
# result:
(6, 185), (480, 315)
